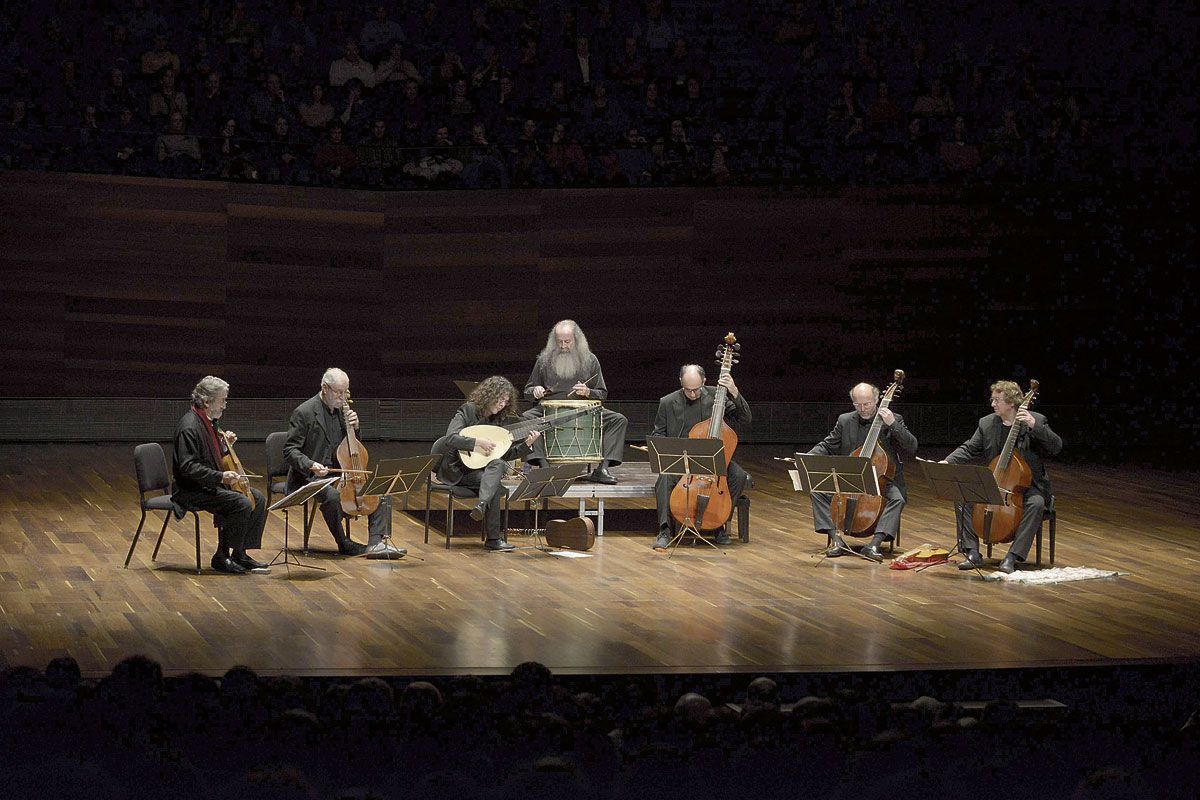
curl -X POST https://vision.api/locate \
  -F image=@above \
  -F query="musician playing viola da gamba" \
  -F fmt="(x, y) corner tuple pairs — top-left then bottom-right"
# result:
(945, 380), (1062, 574)
(807, 382), (918, 562)
(432, 376), (542, 552)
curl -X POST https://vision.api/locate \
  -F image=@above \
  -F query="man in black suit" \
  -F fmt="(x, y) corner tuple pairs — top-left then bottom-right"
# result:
(431, 376), (541, 552)
(805, 382), (919, 561)
(651, 364), (751, 551)
(945, 380), (1062, 573)
(284, 368), (405, 558)
(172, 376), (269, 574)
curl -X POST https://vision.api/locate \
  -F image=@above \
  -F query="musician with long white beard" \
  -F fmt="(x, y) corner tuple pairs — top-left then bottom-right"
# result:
(432, 376), (541, 552)
(521, 320), (629, 484)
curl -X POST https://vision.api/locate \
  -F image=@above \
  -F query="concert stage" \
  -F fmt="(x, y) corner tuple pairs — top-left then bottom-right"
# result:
(1, 443), (1197, 678)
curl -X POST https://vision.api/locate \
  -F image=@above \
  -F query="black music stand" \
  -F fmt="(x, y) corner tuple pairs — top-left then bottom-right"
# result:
(911, 459), (1005, 572)
(507, 464), (585, 553)
(359, 454), (445, 561)
(792, 453), (880, 562)
(268, 476), (339, 573)
(647, 436), (727, 556)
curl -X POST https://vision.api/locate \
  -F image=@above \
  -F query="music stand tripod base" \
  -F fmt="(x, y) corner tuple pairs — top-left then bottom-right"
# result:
(267, 477), (339, 573)
(507, 464), (584, 555)
(647, 436), (729, 558)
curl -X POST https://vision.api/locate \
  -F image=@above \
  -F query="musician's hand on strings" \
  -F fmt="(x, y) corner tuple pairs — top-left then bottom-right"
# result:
(310, 463), (330, 477)
(524, 429), (542, 448)
(476, 439), (496, 456)
(572, 381), (590, 398)
(223, 430), (238, 445)
(345, 408), (360, 429)
(878, 407), (895, 426)
(221, 470), (242, 488)
(532, 386), (546, 400)
(1016, 408), (1036, 429)
(718, 373), (739, 398)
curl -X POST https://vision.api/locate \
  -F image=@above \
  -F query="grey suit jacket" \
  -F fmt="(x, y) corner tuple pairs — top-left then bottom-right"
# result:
(807, 410), (919, 496)
(944, 412), (1062, 496)
(284, 394), (348, 492)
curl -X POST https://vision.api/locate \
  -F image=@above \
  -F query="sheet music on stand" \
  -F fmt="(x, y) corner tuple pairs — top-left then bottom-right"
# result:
(508, 464), (585, 554)
(267, 476), (340, 573)
(791, 453), (879, 561)
(911, 458), (1006, 570)
(646, 436), (727, 556)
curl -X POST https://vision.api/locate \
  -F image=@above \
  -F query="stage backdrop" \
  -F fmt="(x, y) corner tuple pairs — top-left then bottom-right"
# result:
(1, 172), (1185, 454)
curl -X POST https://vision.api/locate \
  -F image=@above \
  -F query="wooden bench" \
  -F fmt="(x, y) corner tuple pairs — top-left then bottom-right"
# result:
(503, 462), (750, 541)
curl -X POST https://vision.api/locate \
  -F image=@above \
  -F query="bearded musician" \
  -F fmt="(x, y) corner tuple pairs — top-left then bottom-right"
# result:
(520, 319), (629, 484)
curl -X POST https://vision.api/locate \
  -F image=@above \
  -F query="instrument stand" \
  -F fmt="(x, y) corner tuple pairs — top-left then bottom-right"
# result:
(791, 454), (881, 563)
(268, 477), (339, 574)
(647, 436), (728, 558)
(360, 454), (445, 562)
(911, 459), (1006, 573)
(507, 464), (584, 554)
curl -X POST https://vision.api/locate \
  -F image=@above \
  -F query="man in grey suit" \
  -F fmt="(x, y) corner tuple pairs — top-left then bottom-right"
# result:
(651, 364), (751, 551)
(945, 380), (1062, 573)
(806, 382), (918, 562)
(284, 368), (405, 558)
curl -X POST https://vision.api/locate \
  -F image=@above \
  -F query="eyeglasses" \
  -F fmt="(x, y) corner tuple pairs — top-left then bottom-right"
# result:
(681, 385), (705, 396)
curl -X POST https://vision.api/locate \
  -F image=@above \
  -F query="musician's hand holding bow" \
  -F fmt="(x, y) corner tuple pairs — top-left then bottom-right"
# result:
(221, 470), (243, 488)
(524, 429), (543, 448)
(310, 463), (330, 477)
(718, 373), (739, 398)
(572, 381), (590, 398)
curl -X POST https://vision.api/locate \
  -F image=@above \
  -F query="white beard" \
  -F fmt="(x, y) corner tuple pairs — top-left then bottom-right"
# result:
(550, 350), (583, 381)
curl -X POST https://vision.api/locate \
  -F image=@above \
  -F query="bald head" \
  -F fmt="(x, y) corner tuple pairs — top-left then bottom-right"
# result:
(850, 383), (879, 419)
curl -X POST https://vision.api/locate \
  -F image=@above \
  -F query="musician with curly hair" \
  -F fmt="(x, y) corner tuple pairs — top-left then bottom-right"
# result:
(432, 376), (542, 551)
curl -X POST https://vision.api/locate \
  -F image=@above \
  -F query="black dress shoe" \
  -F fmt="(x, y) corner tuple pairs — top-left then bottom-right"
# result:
(997, 554), (1018, 574)
(653, 531), (671, 552)
(338, 540), (368, 557)
(825, 534), (852, 558)
(211, 554), (247, 574)
(958, 550), (984, 570)
(713, 528), (732, 546)
(484, 539), (515, 552)
(586, 466), (618, 485)
(469, 502), (487, 522)
(232, 553), (271, 573)
(861, 544), (885, 563)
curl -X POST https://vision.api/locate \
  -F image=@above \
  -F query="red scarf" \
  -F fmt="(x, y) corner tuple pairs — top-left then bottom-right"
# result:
(192, 406), (224, 469)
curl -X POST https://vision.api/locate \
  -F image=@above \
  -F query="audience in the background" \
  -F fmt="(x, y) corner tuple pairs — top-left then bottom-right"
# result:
(0, 1), (1178, 188)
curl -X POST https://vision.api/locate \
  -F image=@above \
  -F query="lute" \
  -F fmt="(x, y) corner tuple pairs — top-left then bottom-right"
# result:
(441, 405), (599, 469)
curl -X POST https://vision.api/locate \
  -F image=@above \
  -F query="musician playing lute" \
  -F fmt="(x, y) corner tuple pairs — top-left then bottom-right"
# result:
(432, 376), (541, 552)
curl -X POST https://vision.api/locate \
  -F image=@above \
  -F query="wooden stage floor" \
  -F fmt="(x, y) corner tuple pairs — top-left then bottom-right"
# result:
(1, 443), (1197, 677)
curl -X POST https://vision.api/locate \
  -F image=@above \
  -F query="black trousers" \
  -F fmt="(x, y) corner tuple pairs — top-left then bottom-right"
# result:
(956, 489), (1045, 561)
(654, 461), (749, 532)
(809, 483), (905, 541)
(521, 405), (628, 465)
(176, 486), (267, 553)
(311, 484), (393, 546)
(453, 459), (508, 540)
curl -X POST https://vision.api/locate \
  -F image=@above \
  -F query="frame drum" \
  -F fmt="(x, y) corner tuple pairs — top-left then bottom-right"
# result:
(542, 400), (603, 463)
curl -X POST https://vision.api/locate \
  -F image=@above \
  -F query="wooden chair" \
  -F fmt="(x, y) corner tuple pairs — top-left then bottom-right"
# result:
(125, 442), (204, 574)
(986, 495), (1056, 565)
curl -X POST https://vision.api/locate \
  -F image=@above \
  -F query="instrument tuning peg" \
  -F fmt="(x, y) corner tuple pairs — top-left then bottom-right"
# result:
(733, 343), (741, 351)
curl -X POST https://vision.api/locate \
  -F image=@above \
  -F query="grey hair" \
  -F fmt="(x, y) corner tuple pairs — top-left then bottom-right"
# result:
(680, 364), (706, 380)
(321, 367), (349, 387)
(191, 375), (229, 407)
(850, 382), (880, 401)
(537, 319), (592, 361)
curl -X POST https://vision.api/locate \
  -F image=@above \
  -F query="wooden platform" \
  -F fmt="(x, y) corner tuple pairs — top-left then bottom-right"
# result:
(1, 442), (1198, 677)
